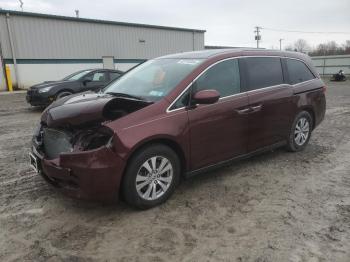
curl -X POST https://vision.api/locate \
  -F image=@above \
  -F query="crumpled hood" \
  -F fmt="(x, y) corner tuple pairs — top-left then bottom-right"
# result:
(41, 92), (151, 128)
(30, 80), (75, 90)
(41, 92), (115, 127)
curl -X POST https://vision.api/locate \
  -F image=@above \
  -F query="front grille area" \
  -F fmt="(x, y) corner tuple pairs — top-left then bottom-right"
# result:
(27, 89), (38, 95)
(43, 128), (73, 159)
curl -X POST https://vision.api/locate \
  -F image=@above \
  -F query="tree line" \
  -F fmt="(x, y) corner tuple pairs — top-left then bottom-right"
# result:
(285, 39), (350, 56)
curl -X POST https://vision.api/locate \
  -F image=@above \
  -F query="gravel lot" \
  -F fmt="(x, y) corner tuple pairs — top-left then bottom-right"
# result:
(0, 80), (349, 262)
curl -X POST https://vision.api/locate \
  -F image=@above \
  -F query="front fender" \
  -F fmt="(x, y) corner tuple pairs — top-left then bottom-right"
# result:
(109, 110), (190, 168)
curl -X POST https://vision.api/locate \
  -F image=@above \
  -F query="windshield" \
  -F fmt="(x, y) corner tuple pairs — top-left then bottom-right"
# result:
(62, 70), (93, 81)
(103, 59), (203, 101)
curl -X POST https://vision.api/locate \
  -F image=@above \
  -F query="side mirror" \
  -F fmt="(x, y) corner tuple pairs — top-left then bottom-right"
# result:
(193, 89), (220, 104)
(83, 79), (92, 85)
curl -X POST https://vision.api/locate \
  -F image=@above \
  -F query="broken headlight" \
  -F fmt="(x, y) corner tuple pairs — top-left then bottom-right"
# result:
(43, 128), (73, 159)
(72, 126), (114, 151)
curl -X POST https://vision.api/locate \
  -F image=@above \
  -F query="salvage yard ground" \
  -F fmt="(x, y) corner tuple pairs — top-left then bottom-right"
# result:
(0, 80), (349, 262)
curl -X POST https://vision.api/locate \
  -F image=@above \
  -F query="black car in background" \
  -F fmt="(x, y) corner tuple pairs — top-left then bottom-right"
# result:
(26, 69), (123, 106)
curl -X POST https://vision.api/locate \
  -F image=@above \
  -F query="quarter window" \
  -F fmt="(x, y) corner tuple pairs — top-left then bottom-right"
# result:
(193, 59), (240, 97)
(243, 57), (284, 90)
(170, 89), (190, 110)
(285, 59), (315, 84)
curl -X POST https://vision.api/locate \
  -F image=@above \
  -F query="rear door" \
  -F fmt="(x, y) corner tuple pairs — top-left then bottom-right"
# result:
(240, 57), (295, 152)
(187, 58), (249, 170)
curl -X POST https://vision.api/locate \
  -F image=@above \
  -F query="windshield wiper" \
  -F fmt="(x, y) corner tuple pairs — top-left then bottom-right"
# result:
(106, 92), (145, 101)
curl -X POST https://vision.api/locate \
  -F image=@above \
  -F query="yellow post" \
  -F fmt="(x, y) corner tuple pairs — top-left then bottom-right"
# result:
(5, 65), (13, 92)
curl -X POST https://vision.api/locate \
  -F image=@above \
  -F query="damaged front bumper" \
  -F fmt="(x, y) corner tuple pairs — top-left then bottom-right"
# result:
(31, 129), (126, 202)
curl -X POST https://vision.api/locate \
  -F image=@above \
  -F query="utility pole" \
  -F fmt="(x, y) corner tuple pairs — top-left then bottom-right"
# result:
(18, 0), (23, 11)
(75, 10), (79, 18)
(279, 38), (284, 50)
(254, 26), (261, 48)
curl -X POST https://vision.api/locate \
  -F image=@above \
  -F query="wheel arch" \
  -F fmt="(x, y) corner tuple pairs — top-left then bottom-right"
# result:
(124, 137), (187, 178)
(118, 137), (187, 200)
(299, 106), (316, 130)
(55, 89), (74, 97)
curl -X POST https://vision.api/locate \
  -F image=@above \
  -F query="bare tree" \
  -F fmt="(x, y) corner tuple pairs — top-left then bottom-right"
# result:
(343, 40), (350, 54)
(293, 39), (311, 53)
(326, 41), (339, 54)
(309, 40), (350, 56)
(286, 40), (350, 56)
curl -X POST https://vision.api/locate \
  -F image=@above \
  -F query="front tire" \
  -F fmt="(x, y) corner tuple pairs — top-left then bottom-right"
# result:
(122, 144), (180, 209)
(56, 91), (73, 100)
(286, 111), (313, 152)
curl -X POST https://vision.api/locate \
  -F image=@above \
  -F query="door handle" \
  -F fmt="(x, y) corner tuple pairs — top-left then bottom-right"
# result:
(236, 105), (262, 115)
(236, 108), (251, 114)
(251, 105), (262, 112)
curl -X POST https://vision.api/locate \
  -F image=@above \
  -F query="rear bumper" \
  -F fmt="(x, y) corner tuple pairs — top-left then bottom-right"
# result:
(33, 146), (126, 202)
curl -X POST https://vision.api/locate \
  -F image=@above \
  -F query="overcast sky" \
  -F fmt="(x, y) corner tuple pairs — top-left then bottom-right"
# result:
(1, 0), (350, 49)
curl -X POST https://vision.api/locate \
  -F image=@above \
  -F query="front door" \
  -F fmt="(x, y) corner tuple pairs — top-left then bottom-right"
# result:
(84, 71), (109, 91)
(188, 58), (249, 170)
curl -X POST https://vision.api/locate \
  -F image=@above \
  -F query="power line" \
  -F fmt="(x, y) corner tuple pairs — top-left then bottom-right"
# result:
(262, 27), (350, 35)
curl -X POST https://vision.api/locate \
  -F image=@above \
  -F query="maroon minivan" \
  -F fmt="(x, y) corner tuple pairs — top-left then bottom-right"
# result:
(30, 49), (326, 209)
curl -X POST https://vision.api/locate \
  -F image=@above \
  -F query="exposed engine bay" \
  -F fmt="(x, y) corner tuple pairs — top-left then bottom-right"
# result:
(40, 125), (115, 159)
(35, 93), (152, 159)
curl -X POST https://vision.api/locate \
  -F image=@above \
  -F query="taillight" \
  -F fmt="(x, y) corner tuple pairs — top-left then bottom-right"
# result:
(322, 86), (327, 93)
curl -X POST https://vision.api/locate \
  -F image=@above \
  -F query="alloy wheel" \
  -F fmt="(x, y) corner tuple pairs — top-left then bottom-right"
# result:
(135, 156), (173, 201)
(294, 117), (310, 146)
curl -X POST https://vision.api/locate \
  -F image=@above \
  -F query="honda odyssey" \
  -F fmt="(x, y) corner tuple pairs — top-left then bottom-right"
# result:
(30, 49), (326, 209)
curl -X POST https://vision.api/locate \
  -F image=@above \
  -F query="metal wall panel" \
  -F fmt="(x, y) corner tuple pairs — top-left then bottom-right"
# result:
(0, 13), (205, 59)
(312, 55), (350, 75)
(0, 16), (13, 59)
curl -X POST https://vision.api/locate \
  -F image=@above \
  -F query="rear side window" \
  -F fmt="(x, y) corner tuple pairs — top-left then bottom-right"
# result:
(285, 59), (315, 84)
(243, 57), (284, 90)
(193, 59), (240, 97)
(110, 72), (122, 81)
(92, 72), (107, 82)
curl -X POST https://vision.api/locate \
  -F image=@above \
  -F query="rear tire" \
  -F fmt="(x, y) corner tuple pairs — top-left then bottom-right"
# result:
(286, 111), (313, 152)
(122, 144), (180, 209)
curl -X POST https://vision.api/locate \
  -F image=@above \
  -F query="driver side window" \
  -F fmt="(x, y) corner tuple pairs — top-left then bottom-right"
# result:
(193, 59), (240, 97)
(85, 72), (108, 82)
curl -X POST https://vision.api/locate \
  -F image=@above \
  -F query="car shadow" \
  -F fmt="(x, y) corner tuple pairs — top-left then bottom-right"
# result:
(27, 106), (46, 112)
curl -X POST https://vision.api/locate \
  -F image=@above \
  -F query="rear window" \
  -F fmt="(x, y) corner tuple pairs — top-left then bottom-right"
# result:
(242, 57), (284, 90)
(285, 58), (315, 84)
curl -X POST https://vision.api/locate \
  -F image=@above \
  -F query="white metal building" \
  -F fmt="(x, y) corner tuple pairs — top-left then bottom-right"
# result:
(0, 10), (205, 90)
(311, 55), (350, 76)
